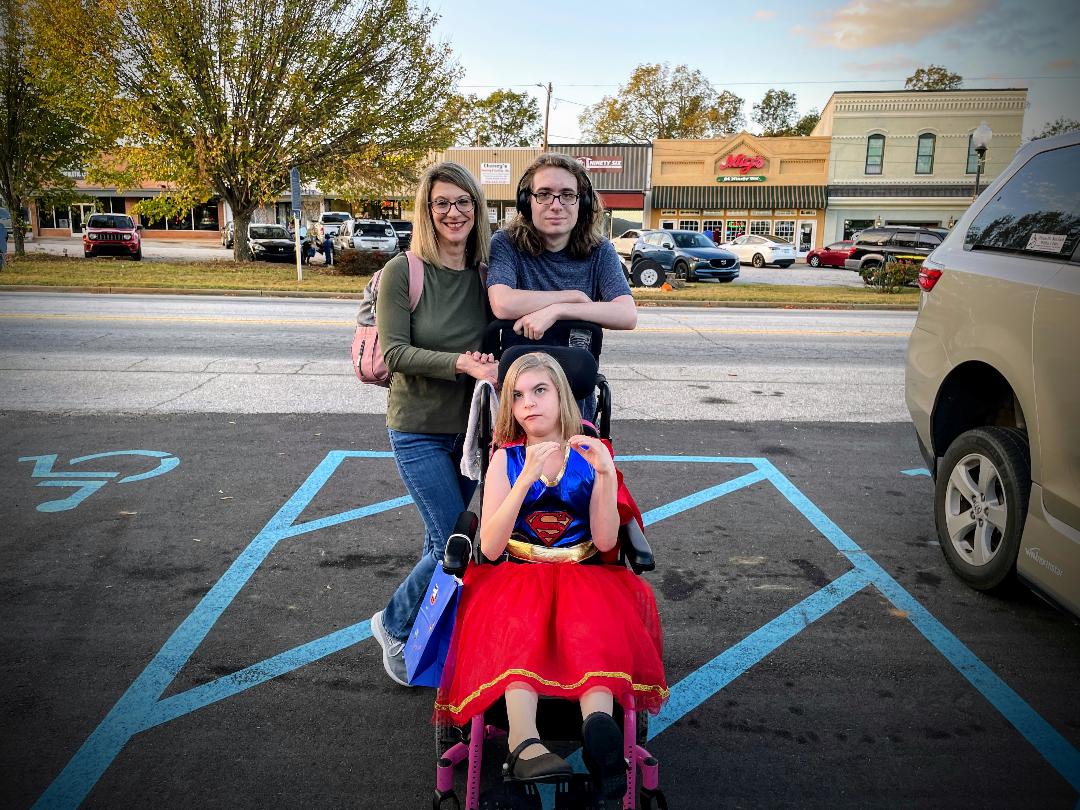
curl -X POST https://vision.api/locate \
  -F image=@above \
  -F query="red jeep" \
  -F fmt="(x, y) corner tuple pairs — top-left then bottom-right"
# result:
(83, 213), (142, 260)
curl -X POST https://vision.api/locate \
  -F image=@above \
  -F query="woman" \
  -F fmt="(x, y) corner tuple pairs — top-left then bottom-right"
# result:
(370, 162), (498, 686)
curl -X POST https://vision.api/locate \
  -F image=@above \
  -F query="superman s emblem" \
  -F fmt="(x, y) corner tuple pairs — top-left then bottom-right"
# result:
(525, 511), (573, 546)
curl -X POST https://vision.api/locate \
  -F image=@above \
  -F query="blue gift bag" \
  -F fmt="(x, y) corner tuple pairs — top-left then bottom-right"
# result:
(404, 565), (461, 687)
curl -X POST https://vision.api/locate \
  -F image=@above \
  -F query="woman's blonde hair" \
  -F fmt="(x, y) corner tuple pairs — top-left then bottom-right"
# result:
(504, 153), (606, 259)
(494, 352), (581, 446)
(411, 162), (491, 268)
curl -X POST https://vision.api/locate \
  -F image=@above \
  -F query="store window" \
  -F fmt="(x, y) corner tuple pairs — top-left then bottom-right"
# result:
(749, 220), (771, 236)
(774, 220), (795, 242)
(169, 211), (194, 230)
(725, 220), (747, 241)
(678, 220), (699, 231)
(194, 201), (220, 231)
(865, 134), (885, 175)
(843, 218), (875, 240)
(38, 207), (56, 228)
(702, 220), (723, 235)
(139, 212), (167, 230)
(916, 134), (936, 175)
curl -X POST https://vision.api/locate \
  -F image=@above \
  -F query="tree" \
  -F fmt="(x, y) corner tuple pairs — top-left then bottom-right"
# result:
(0, 0), (107, 258)
(752, 89), (797, 136)
(578, 63), (744, 143)
(45, 0), (462, 260)
(905, 65), (962, 90)
(791, 109), (822, 137)
(1031, 117), (1080, 140)
(459, 89), (542, 147)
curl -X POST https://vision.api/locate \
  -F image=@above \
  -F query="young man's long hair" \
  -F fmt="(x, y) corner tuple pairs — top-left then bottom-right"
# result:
(505, 153), (606, 260)
(411, 162), (491, 268)
(494, 352), (581, 446)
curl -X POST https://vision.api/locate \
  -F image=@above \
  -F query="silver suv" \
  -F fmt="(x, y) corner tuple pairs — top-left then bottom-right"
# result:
(905, 131), (1079, 617)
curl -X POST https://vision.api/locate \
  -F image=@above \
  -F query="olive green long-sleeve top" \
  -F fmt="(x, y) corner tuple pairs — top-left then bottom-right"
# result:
(375, 252), (489, 434)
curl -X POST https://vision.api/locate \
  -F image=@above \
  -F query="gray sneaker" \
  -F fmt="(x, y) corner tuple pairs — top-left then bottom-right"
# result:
(370, 610), (410, 686)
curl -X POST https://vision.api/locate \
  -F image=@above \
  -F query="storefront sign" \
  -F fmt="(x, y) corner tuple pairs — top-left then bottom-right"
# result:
(717, 175), (766, 182)
(750, 209), (772, 216)
(719, 153), (766, 175)
(576, 155), (624, 173)
(480, 163), (511, 184)
(487, 207), (498, 224)
(660, 210), (677, 217)
(799, 209), (818, 216)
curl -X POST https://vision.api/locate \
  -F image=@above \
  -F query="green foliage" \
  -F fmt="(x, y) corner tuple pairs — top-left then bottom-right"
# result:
(791, 109), (821, 136)
(458, 89), (542, 147)
(905, 65), (962, 91)
(1031, 117), (1080, 140)
(578, 63), (744, 143)
(329, 248), (390, 277)
(860, 259), (922, 293)
(752, 89), (797, 136)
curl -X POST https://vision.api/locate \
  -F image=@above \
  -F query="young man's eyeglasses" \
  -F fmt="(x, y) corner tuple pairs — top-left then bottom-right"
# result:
(429, 197), (474, 214)
(530, 191), (580, 206)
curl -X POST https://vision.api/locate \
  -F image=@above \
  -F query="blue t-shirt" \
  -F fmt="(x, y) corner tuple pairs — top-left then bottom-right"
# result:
(486, 230), (631, 302)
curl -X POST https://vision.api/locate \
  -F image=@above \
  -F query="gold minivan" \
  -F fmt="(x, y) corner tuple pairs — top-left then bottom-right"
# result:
(905, 131), (1079, 617)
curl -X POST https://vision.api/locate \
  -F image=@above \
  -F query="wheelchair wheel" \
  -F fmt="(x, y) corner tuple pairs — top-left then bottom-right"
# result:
(635, 710), (649, 746)
(436, 718), (463, 759)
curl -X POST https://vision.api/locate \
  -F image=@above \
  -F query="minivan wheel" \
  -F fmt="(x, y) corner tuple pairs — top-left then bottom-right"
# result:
(752, 253), (765, 268)
(934, 427), (1030, 592)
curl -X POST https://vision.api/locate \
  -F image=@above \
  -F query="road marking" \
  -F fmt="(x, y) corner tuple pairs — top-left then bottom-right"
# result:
(0, 313), (910, 337)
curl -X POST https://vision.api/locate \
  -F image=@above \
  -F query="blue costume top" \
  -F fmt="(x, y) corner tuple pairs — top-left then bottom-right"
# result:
(505, 445), (594, 548)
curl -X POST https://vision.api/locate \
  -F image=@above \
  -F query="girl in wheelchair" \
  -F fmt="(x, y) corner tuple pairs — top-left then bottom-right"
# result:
(434, 351), (667, 802)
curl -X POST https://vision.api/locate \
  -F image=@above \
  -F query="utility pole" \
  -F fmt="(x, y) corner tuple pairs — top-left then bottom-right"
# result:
(537, 82), (552, 151)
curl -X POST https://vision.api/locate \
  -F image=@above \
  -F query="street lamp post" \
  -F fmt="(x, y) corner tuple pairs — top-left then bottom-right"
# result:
(972, 121), (993, 199)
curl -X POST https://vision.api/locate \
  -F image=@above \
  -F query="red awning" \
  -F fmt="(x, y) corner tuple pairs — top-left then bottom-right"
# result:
(598, 191), (644, 209)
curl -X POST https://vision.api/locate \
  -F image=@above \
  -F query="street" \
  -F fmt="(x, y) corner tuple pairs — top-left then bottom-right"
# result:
(2, 293), (1078, 809)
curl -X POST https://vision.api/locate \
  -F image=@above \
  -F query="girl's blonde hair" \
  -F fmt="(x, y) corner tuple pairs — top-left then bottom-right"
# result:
(410, 162), (491, 268)
(494, 352), (581, 446)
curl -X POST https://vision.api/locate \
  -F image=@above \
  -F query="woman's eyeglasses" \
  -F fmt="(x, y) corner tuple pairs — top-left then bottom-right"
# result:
(429, 197), (474, 214)
(530, 191), (580, 206)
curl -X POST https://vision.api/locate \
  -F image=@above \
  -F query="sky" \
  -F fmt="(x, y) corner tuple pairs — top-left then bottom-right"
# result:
(429, 0), (1080, 142)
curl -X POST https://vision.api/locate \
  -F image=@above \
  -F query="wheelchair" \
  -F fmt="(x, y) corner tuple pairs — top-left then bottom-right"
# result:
(431, 322), (668, 810)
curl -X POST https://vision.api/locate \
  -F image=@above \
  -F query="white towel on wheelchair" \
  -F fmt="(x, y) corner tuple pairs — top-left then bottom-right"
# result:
(460, 379), (498, 480)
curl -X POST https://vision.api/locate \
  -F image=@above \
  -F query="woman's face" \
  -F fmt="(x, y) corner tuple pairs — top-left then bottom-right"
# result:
(512, 368), (561, 438)
(429, 180), (475, 250)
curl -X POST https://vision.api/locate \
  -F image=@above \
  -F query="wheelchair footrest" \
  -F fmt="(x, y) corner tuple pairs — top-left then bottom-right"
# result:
(479, 774), (617, 810)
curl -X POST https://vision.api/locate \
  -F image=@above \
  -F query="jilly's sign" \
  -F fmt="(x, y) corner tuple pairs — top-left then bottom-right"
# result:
(719, 154), (766, 175)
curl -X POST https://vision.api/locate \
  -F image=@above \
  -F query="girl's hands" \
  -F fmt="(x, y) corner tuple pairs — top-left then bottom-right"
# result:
(568, 435), (615, 476)
(456, 351), (498, 385)
(519, 441), (562, 486)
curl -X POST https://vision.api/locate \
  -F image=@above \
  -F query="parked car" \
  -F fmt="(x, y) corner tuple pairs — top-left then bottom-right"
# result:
(845, 225), (947, 273)
(334, 219), (398, 255)
(805, 240), (854, 268)
(316, 211), (352, 240)
(248, 223), (297, 261)
(610, 228), (646, 258)
(221, 221), (234, 249)
(83, 213), (142, 260)
(719, 234), (797, 268)
(388, 219), (413, 251)
(630, 230), (739, 285)
(905, 131), (1079, 618)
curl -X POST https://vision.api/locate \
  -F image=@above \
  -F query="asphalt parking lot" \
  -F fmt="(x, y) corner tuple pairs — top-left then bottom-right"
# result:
(3, 413), (1079, 809)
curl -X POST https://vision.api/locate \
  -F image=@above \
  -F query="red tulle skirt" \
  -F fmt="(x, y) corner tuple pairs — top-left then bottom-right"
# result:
(434, 559), (668, 725)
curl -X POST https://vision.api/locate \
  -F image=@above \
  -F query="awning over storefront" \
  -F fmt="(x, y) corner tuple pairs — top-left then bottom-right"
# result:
(599, 191), (644, 209)
(652, 185), (827, 210)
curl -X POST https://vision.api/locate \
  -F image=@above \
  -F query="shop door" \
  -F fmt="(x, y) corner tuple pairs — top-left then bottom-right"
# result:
(69, 204), (95, 235)
(796, 220), (816, 257)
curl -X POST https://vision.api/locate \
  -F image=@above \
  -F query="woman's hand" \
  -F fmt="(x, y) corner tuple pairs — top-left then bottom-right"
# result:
(519, 441), (562, 486)
(568, 435), (615, 476)
(456, 351), (498, 385)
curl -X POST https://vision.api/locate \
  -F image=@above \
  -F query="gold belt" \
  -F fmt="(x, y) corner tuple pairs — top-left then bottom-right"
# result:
(505, 538), (597, 564)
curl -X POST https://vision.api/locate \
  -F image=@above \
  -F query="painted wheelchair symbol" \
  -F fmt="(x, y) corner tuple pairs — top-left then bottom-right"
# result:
(18, 451), (180, 513)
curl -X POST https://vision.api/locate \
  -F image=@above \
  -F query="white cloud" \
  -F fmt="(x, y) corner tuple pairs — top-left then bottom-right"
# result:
(753, 9), (777, 20)
(801, 0), (994, 50)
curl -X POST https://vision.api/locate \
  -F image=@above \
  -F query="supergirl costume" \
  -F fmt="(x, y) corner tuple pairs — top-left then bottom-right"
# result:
(434, 445), (668, 725)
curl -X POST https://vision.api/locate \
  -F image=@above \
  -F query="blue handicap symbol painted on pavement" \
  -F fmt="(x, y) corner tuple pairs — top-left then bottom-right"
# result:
(18, 451), (180, 512)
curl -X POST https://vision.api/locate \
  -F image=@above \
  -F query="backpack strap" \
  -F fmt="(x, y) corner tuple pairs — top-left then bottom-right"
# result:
(404, 249), (425, 312)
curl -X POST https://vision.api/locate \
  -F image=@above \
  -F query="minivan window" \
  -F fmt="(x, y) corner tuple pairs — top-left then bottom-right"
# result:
(965, 144), (1080, 258)
(917, 231), (942, 249)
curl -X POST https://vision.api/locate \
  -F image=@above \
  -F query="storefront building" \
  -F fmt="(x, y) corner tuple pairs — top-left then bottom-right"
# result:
(424, 147), (541, 229)
(649, 133), (829, 255)
(549, 143), (651, 231)
(813, 89), (1027, 242)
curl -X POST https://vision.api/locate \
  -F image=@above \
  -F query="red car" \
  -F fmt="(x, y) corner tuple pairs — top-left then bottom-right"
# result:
(83, 213), (142, 260)
(805, 240), (853, 268)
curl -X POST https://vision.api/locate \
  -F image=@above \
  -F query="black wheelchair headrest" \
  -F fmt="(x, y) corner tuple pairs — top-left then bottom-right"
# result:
(498, 345), (598, 402)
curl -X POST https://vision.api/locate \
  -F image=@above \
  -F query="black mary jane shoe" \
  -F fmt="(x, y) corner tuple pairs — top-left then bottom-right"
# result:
(581, 712), (628, 801)
(503, 738), (573, 784)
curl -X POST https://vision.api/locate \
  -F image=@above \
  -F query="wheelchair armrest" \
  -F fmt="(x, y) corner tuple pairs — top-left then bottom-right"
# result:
(442, 511), (479, 577)
(619, 519), (655, 574)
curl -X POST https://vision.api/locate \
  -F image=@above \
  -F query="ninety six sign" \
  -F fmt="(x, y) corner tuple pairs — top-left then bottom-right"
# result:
(576, 156), (624, 173)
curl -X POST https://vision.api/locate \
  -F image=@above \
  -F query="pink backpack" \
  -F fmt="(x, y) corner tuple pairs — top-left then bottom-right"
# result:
(351, 250), (424, 386)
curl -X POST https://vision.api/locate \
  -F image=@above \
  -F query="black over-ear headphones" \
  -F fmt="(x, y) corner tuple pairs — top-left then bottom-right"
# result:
(515, 164), (595, 223)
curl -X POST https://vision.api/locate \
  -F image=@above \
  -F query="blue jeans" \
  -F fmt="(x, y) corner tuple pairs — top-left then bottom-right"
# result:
(381, 430), (477, 642)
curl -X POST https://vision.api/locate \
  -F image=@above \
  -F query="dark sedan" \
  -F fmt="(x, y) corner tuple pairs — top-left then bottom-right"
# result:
(630, 230), (740, 285)
(248, 224), (297, 262)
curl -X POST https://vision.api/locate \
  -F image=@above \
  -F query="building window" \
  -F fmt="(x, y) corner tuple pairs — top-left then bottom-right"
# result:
(966, 134), (982, 174)
(38, 207), (56, 228)
(865, 134), (885, 175)
(169, 211), (194, 230)
(702, 219), (723, 235)
(774, 220), (795, 242)
(678, 219), (699, 231)
(916, 134), (936, 175)
(194, 201), (220, 231)
(725, 220), (747, 241)
(749, 220), (771, 236)
(140, 212), (167, 230)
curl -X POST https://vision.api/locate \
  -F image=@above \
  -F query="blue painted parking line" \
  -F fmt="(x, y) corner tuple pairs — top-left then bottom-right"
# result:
(902, 467), (931, 477)
(33, 453), (1080, 808)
